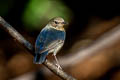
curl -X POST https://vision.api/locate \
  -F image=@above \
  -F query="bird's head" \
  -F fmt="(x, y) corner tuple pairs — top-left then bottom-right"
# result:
(48, 17), (67, 30)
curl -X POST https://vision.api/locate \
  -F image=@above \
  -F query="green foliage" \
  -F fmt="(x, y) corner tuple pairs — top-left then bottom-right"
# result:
(23, 0), (72, 30)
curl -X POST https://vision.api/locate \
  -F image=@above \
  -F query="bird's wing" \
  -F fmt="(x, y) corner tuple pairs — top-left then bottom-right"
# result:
(35, 28), (48, 54)
(40, 40), (64, 53)
(35, 27), (65, 54)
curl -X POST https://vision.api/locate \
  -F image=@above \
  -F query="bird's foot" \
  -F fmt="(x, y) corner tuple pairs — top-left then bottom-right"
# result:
(55, 64), (62, 72)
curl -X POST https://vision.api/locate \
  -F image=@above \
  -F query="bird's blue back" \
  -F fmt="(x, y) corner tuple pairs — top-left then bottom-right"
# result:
(35, 27), (65, 54)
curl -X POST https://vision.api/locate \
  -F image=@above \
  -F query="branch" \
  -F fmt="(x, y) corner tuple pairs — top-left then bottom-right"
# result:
(0, 16), (76, 80)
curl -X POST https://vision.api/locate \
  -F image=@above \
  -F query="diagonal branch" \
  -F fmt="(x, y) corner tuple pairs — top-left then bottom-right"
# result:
(0, 16), (76, 80)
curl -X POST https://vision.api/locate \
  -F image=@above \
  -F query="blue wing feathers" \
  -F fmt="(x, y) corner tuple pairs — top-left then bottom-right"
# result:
(34, 51), (48, 64)
(34, 27), (65, 64)
(36, 28), (65, 51)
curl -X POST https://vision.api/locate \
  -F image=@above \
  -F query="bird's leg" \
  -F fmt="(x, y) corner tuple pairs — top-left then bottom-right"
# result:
(53, 44), (63, 71)
(54, 55), (62, 70)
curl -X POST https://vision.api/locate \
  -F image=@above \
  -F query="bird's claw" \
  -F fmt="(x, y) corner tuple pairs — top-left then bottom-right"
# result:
(55, 64), (62, 71)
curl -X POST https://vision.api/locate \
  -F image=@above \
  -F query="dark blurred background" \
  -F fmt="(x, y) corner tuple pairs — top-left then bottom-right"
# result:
(1, 0), (120, 80)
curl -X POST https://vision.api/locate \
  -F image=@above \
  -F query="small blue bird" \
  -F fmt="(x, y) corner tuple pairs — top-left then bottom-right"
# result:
(34, 17), (67, 69)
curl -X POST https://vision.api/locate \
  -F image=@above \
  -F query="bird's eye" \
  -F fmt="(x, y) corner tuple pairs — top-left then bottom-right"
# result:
(54, 21), (59, 24)
(62, 22), (65, 24)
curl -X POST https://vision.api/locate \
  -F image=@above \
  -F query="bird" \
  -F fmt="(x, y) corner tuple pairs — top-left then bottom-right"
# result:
(34, 17), (67, 69)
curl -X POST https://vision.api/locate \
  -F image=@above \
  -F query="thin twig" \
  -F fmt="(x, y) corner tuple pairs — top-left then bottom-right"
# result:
(0, 16), (76, 80)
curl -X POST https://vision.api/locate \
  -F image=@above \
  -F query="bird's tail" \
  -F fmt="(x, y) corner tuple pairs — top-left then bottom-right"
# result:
(34, 51), (48, 64)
